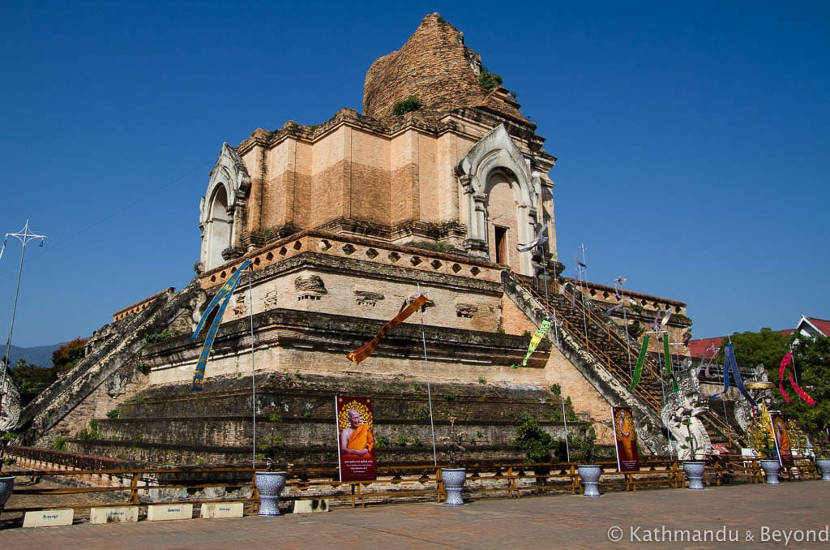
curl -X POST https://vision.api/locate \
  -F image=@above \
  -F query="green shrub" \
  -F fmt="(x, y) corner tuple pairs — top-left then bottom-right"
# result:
(106, 409), (120, 419)
(144, 329), (176, 344)
(53, 436), (66, 450)
(79, 419), (100, 441)
(513, 415), (555, 463)
(392, 95), (423, 115)
(478, 67), (503, 90)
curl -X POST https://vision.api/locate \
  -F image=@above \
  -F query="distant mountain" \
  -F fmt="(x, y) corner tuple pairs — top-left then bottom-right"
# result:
(5, 343), (64, 368)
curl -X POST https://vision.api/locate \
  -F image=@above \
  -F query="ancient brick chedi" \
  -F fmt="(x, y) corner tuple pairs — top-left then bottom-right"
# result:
(17, 14), (724, 466)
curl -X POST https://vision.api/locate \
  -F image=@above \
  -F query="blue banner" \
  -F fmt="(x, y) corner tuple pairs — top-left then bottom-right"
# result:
(713, 344), (756, 407)
(190, 259), (252, 391)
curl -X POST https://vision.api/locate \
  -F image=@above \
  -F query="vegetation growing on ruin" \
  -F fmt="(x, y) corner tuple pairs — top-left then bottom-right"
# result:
(79, 419), (100, 441)
(478, 67), (503, 90)
(144, 329), (177, 344)
(392, 95), (423, 115)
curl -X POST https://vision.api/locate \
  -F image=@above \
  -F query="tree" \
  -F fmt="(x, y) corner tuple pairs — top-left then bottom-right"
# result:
(52, 337), (88, 374)
(10, 359), (56, 406)
(728, 328), (790, 371)
(779, 335), (830, 446)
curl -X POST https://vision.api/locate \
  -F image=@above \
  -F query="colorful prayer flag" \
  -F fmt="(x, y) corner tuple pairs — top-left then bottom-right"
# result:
(346, 295), (428, 364)
(778, 353), (816, 406)
(513, 319), (552, 368)
(190, 259), (252, 391)
(629, 336), (649, 390)
(713, 344), (756, 407)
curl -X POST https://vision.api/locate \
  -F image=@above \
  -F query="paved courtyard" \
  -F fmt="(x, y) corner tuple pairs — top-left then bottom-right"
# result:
(1, 481), (828, 549)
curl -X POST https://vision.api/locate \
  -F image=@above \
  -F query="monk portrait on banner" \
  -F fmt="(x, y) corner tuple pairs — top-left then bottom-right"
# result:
(613, 406), (639, 469)
(340, 408), (374, 458)
(772, 415), (790, 453)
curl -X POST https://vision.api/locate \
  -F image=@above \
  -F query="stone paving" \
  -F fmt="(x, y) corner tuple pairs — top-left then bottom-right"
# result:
(1, 481), (828, 549)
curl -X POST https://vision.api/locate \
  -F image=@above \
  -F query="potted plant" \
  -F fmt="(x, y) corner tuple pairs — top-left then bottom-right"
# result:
(0, 431), (16, 513)
(254, 426), (288, 516)
(750, 419), (781, 485)
(576, 427), (601, 497)
(440, 417), (467, 505)
(679, 419), (706, 490)
(812, 438), (830, 481)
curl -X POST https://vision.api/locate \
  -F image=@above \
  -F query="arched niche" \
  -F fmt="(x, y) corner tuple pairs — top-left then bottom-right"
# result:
(204, 185), (231, 270)
(455, 125), (537, 275)
(198, 143), (251, 271)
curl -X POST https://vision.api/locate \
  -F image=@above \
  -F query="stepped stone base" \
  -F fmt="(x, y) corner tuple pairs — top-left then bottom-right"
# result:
(66, 373), (584, 466)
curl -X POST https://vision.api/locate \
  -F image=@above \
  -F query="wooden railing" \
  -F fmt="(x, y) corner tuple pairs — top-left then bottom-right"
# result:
(6, 452), (819, 519)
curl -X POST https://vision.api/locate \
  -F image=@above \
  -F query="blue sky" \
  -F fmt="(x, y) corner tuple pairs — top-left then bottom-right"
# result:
(1, 1), (828, 348)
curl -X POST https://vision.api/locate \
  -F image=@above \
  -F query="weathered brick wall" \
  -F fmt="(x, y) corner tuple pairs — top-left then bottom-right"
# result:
(363, 14), (524, 121)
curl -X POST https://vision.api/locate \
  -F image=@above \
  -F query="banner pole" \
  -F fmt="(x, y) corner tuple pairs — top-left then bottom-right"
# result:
(248, 263), (257, 469)
(417, 285), (438, 467)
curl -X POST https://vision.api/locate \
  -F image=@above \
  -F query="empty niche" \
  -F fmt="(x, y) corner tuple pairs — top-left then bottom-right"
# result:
(455, 303), (478, 319)
(355, 289), (385, 307)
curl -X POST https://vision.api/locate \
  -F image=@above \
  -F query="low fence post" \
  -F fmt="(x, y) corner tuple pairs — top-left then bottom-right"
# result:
(250, 471), (259, 515)
(129, 472), (140, 505)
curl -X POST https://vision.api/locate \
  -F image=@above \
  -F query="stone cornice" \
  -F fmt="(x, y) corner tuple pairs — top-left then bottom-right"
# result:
(199, 228), (505, 290)
(235, 106), (555, 167)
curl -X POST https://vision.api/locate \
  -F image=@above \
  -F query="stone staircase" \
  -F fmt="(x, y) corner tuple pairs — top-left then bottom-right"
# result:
(517, 275), (666, 413)
(18, 282), (201, 447)
(506, 272), (743, 451)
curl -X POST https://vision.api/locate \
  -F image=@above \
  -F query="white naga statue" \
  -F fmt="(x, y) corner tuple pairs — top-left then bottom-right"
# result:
(661, 358), (711, 460)
(0, 366), (21, 432)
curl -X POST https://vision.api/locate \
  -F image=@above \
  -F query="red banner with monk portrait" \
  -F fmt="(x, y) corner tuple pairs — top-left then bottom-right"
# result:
(336, 395), (377, 482)
(612, 406), (640, 472)
(769, 411), (794, 468)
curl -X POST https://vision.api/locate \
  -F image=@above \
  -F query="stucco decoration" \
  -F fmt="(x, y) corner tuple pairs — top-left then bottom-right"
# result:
(199, 143), (252, 271)
(263, 290), (279, 308)
(295, 275), (327, 297)
(106, 371), (128, 398)
(455, 124), (539, 275)
(661, 359), (711, 460)
(189, 289), (208, 331)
